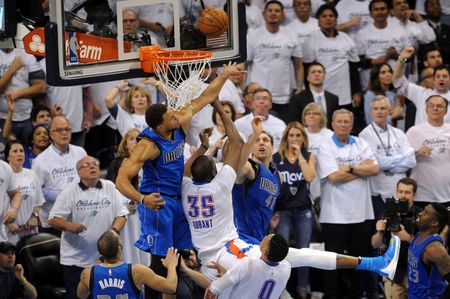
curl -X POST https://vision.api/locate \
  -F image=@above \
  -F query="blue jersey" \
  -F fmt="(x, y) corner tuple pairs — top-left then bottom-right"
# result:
(408, 234), (446, 299)
(139, 127), (185, 199)
(90, 263), (140, 299)
(232, 159), (280, 244)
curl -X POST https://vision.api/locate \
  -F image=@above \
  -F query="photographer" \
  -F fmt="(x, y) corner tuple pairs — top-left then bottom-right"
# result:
(371, 177), (420, 299)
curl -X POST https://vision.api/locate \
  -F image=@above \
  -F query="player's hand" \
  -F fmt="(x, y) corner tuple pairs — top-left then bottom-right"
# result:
(3, 208), (18, 224)
(207, 261), (227, 277)
(162, 247), (179, 269)
(14, 264), (25, 280)
(10, 56), (24, 73)
(251, 116), (264, 135)
(376, 219), (387, 232)
(221, 61), (246, 78)
(66, 222), (87, 234)
(199, 129), (211, 150)
(204, 288), (218, 299)
(143, 193), (166, 211)
(399, 46), (415, 61)
(416, 145), (432, 157)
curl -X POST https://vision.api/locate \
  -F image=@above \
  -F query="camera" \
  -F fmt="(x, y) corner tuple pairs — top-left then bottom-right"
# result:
(385, 197), (409, 232)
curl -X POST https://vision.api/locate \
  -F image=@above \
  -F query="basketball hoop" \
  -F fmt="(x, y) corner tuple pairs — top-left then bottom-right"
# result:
(140, 46), (212, 111)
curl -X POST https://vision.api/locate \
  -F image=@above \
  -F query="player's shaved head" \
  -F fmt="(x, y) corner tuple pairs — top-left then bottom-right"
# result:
(191, 155), (215, 183)
(97, 230), (121, 259)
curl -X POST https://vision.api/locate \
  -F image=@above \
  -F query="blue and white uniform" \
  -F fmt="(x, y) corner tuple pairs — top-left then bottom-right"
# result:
(408, 234), (447, 299)
(136, 127), (192, 255)
(90, 263), (140, 299)
(233, 160), (281, 244)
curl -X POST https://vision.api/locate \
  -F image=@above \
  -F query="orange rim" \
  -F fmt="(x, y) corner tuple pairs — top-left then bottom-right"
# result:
(140, 47), (212, 73)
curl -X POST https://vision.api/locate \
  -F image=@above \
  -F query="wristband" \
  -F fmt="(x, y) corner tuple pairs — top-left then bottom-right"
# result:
(11, 205), (19, 211)
(398, 57), (408, 64)
(139, 194), (145, 204)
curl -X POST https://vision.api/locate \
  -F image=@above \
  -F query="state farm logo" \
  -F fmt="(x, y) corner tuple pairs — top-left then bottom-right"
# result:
(29, 35), (45, 53)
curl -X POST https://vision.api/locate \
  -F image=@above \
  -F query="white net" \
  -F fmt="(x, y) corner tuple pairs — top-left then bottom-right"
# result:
(153, 55), (212, 111)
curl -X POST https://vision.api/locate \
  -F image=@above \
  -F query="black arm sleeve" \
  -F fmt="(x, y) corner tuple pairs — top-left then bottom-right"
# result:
(29, 70), (46, 81)
(358, 56), (372, 70)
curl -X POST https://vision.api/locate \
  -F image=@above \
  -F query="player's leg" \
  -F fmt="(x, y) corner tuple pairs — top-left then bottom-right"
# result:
(285, 236), (400, 280)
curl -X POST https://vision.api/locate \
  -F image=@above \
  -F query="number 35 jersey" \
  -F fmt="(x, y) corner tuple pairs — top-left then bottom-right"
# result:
(182, 164), (238, 260)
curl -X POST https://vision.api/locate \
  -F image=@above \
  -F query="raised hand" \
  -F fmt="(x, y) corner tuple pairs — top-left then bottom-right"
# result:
(251, 116), (264, 135)
(222, 61), (247, 78)
(162, 247), (180, 269)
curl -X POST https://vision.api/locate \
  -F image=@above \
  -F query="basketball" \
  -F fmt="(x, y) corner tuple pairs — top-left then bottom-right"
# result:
(197, 7), (229, 38)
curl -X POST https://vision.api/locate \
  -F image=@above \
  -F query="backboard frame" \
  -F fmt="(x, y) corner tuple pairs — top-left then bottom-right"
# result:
(45, 0), (247, 86)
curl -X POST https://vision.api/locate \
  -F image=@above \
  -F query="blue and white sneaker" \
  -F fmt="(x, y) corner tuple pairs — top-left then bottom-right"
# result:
(356, 235), (400, 280)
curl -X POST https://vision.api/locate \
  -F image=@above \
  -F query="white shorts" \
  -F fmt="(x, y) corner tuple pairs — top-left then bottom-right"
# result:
(200, 238), (262, 281)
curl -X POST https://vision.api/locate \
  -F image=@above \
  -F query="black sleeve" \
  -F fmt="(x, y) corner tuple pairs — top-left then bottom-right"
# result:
(349, 61), (362, 96)
(358, 55), (372, 70)
(29, 69), (46, 81)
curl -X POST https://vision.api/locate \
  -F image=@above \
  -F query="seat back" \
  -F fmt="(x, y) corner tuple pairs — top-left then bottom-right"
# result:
(16, 233), (64, 287)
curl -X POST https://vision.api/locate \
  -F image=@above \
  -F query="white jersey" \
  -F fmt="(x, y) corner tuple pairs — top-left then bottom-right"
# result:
(210, 258), (291, 299)
(247, 26), (301, 105)
(336, 0), (371, 38)
(406, 122), (450, 203)
(394, 76), (450, 125)
(359, 123), (416, 199)
(6, 168), (45, 244)
(115, 105), (147, 136)
(303, 30), (359, 106)
(306, 128), (333, 199)
(285, 17), (319, 50)
(0, 161), (19, 242)
(182, 165), (238, 260)
(0, 49), (43, 121)
(32, 144), (87, 227)
(317, 135), (376, 223)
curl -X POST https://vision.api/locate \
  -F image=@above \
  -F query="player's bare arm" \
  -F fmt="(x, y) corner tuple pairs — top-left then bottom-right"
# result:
(214, 98), (243, 172)
(178, 62), (247, 131)
(423, 241), (450, 276)
(235, 116), (264, 183)
(77, 267), (92, 299)
(184, 129), (210, 177)
(133, 248), (179, 294)
(116, 139), (165, 211)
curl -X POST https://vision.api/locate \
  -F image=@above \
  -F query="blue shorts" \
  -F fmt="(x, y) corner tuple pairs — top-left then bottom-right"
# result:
(135, 196), (192, 256)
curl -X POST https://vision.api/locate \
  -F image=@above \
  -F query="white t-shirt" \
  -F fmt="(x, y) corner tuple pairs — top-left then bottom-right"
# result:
(247, 26), (301, 104)
(317, 135), (376, 223)
(303, 30), (359, 106)
(245, 4), (264, 30)
(182, 165), (238, 260)
(32, 144), (87, 227)
(0, 49), (43, 121)
(355, 22), (407, 89)
(6, 168), (45, 244)
(0, 161), (19, 242)
(306, 128), (333, 199)
(336, 0), (372, 38)
(49, 179), (128, 267)
(359, 123), (416, 199)
(210, 258), (291, 299)
(285, 17), (319, 50)
(40, 59), (86, 133)
(115, 105), (147, 136)
(219, 79), (245, 114)
(234, 113), (286, 151)
(388, 16), (436, 47)
(406, 122), (450, 203)
(394, 75), (450, 125)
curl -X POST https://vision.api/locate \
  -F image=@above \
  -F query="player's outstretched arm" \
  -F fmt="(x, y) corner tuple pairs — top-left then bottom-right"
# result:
(133, 248), (179, 294)
(235, 116), (263, 183)
(184, 129), (210, 177)
(77, 267), (92, 299)
(214, 99), (243, 172)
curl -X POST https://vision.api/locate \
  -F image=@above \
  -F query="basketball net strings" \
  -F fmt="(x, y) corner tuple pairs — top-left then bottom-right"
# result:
(154, 58), (211, 111)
